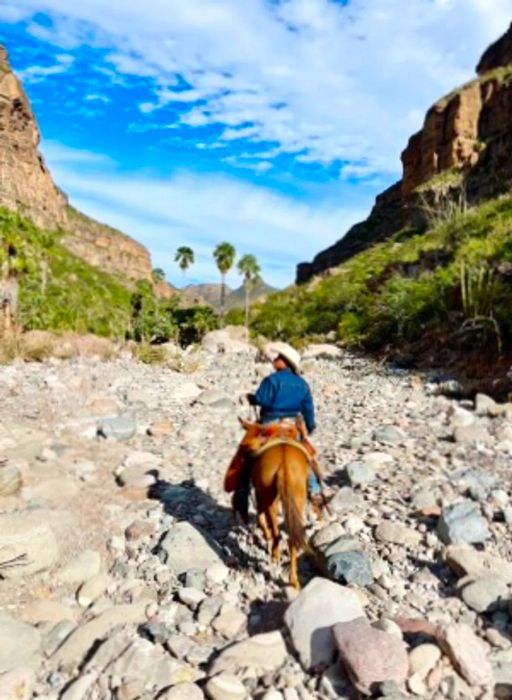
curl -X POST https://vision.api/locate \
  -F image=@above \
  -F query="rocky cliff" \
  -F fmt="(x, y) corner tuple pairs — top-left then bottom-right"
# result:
(0, 45), (153, 284)
(298, 22), (512, 284)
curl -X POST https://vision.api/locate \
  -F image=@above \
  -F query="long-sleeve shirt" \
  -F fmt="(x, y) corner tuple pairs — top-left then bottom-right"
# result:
(249, 367), (316, 434)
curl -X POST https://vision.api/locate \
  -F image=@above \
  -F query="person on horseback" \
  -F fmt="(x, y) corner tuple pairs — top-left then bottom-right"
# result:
(224, 342), (322, 521)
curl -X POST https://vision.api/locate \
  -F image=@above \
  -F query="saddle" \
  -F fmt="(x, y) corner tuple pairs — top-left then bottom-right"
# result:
(224, 417), (314, 493)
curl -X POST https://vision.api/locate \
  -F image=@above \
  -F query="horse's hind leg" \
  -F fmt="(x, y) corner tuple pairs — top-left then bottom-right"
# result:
(257, 510), (271, 545)
(268, 499), (281, 564)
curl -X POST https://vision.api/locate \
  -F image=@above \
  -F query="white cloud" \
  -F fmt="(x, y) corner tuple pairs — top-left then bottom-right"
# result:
(5, 0), (512, 176)
(42, 142), (365, 288)
(16, 53), (75, 83)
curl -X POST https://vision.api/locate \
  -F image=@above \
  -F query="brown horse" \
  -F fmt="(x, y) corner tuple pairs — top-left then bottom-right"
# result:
(251, 441), (309, 589)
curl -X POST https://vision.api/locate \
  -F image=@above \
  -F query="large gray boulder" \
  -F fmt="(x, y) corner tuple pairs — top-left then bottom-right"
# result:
(284, 577), (365, 671)
(158, 521), (224, 576)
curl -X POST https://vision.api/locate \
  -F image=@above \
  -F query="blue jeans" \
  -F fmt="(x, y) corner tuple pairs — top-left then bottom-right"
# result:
(308, 471), (321, 495)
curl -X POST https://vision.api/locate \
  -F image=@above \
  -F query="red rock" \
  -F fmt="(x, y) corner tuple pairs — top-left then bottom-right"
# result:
(439, 624), (493, 687)
(333, 617), (409, 695)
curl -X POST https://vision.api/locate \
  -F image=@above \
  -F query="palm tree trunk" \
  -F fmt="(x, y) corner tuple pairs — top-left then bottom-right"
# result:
(220, 273), (226, 326)
(244, 280), (250, 328)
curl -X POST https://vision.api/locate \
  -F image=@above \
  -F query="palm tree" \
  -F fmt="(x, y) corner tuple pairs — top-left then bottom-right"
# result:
(152, 268), (166, 283)
(238, 254), (261, 328)
(175, 247), (194, 277)
(213, 242), (236, 324)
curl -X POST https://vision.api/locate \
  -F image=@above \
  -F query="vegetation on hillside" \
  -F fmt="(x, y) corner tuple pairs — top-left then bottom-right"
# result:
(250, 194), (512, 355)
(0, 209), (218, 345)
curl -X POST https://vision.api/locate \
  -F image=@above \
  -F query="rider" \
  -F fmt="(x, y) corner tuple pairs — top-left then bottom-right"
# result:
(224, 342), (322, 520)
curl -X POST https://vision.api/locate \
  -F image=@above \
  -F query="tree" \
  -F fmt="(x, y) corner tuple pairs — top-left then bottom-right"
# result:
(175, 247), (194, 277)
(213, 242), (236, 324)
(0, 214), (33, 334)
(37, 229), (60, 294)
(152, 268), (166, 283)
(238, 254), (261, 328)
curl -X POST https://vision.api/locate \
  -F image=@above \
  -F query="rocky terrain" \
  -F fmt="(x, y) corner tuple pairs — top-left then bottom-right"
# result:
(297, 22), (512, 283)
(1, 331), (512, 699)
(0, 45), (152, 284)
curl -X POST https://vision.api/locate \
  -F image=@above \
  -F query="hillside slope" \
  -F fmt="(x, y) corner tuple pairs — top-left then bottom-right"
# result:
(0, 44), (153, 284)
(182, 280), (276, 310)
(298, 22), (512, 283)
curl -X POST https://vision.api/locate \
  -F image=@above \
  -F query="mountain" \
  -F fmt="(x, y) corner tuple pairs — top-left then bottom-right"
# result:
(297, 22), (512, 283)
(182, 280), (276, 309)
(0, 44), (154, 285)
(182, 283), (233, 308)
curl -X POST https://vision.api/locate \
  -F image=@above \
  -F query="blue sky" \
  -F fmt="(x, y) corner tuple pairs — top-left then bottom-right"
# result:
(1, 0), (511, 287)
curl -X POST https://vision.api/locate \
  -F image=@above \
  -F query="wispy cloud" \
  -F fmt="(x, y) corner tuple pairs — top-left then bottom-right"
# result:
(42, 141), (365, 287)
(5, 0), (512, 176)
(16, 53), (74, 83)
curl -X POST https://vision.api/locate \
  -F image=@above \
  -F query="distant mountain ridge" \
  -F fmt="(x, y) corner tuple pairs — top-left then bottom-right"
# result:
(182, 280), (276, 309)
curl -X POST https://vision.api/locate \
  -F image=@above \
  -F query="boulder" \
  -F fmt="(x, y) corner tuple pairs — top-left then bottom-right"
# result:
(56, 549), (102, 586)
(345, 460), (376, 487)
(51, 603), (149, 671)
(0, 512), (59, 578)
(158, 522), (224, 576)
(0, 613), (41, 672)
(324, 550), (373, 587)
(210, 631), (287, 676)
(0, 667), (35, 700)
(284, 577), (365, 671)
(444, 544), (512, 582)
(0, 464), (22, 496)
(302, 344), (343, 359)
(333, 617), (409, 695)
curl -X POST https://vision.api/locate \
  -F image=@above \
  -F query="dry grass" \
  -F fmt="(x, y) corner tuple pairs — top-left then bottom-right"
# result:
(0, 330), (120, 364)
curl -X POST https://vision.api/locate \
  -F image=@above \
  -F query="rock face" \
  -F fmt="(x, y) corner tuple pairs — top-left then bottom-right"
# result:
(0, 45), (152, 283)
(297, 22), (512, 283)
(0, 46), (67, 229)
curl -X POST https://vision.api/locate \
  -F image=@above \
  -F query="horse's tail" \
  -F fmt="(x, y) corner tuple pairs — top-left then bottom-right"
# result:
(277, 445), (306, 552)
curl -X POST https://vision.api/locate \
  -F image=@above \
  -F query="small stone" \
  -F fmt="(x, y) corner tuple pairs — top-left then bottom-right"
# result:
(372, 618), (403, 638)
(311, 523), (344, 550)
(21, 601), (77, 626)
(325, 550), (373, 586)
(77, 574), (109, 608)
(97, 415), (137, 441)
(0, 464), (22, 496)
(346, 460), (376, 487)
(438, 501), (491, 545)
(373, 426), (405, 445)
(444, 544), (512, 582)
(453, 424), (492, 444)
(408, 672), (427, 696)
(205, 563), (229, 584)
(125, 519), (156, 541)
(461, 577), (508, 613)
(408, 644), (441, 679)
(205, 672), (247, 700)
(375, 521), (422, 547)
(212, 608), (246, 638)
(158, 522), (223, 575)
(439, 623), (493, 687)
(178, 588), (206, 610)
(160, 683), (204, 700)
(0, 513), (59, 578)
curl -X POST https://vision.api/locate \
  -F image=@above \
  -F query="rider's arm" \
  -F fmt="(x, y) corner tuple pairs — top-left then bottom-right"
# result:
(253, 376), (276, 409)
(301, 385), (316, 434)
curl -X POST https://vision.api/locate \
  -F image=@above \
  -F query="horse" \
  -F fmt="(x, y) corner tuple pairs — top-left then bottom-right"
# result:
(250, 440), (310, 589)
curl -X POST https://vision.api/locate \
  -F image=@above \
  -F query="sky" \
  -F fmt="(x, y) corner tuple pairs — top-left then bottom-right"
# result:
(1, 0), (511, 288)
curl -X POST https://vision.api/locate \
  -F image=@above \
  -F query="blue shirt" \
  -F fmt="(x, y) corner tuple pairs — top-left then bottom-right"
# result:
(251, 368), (316, 434)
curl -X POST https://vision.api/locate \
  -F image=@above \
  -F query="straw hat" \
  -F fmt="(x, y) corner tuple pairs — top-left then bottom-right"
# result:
(264, 342), (301, 373)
